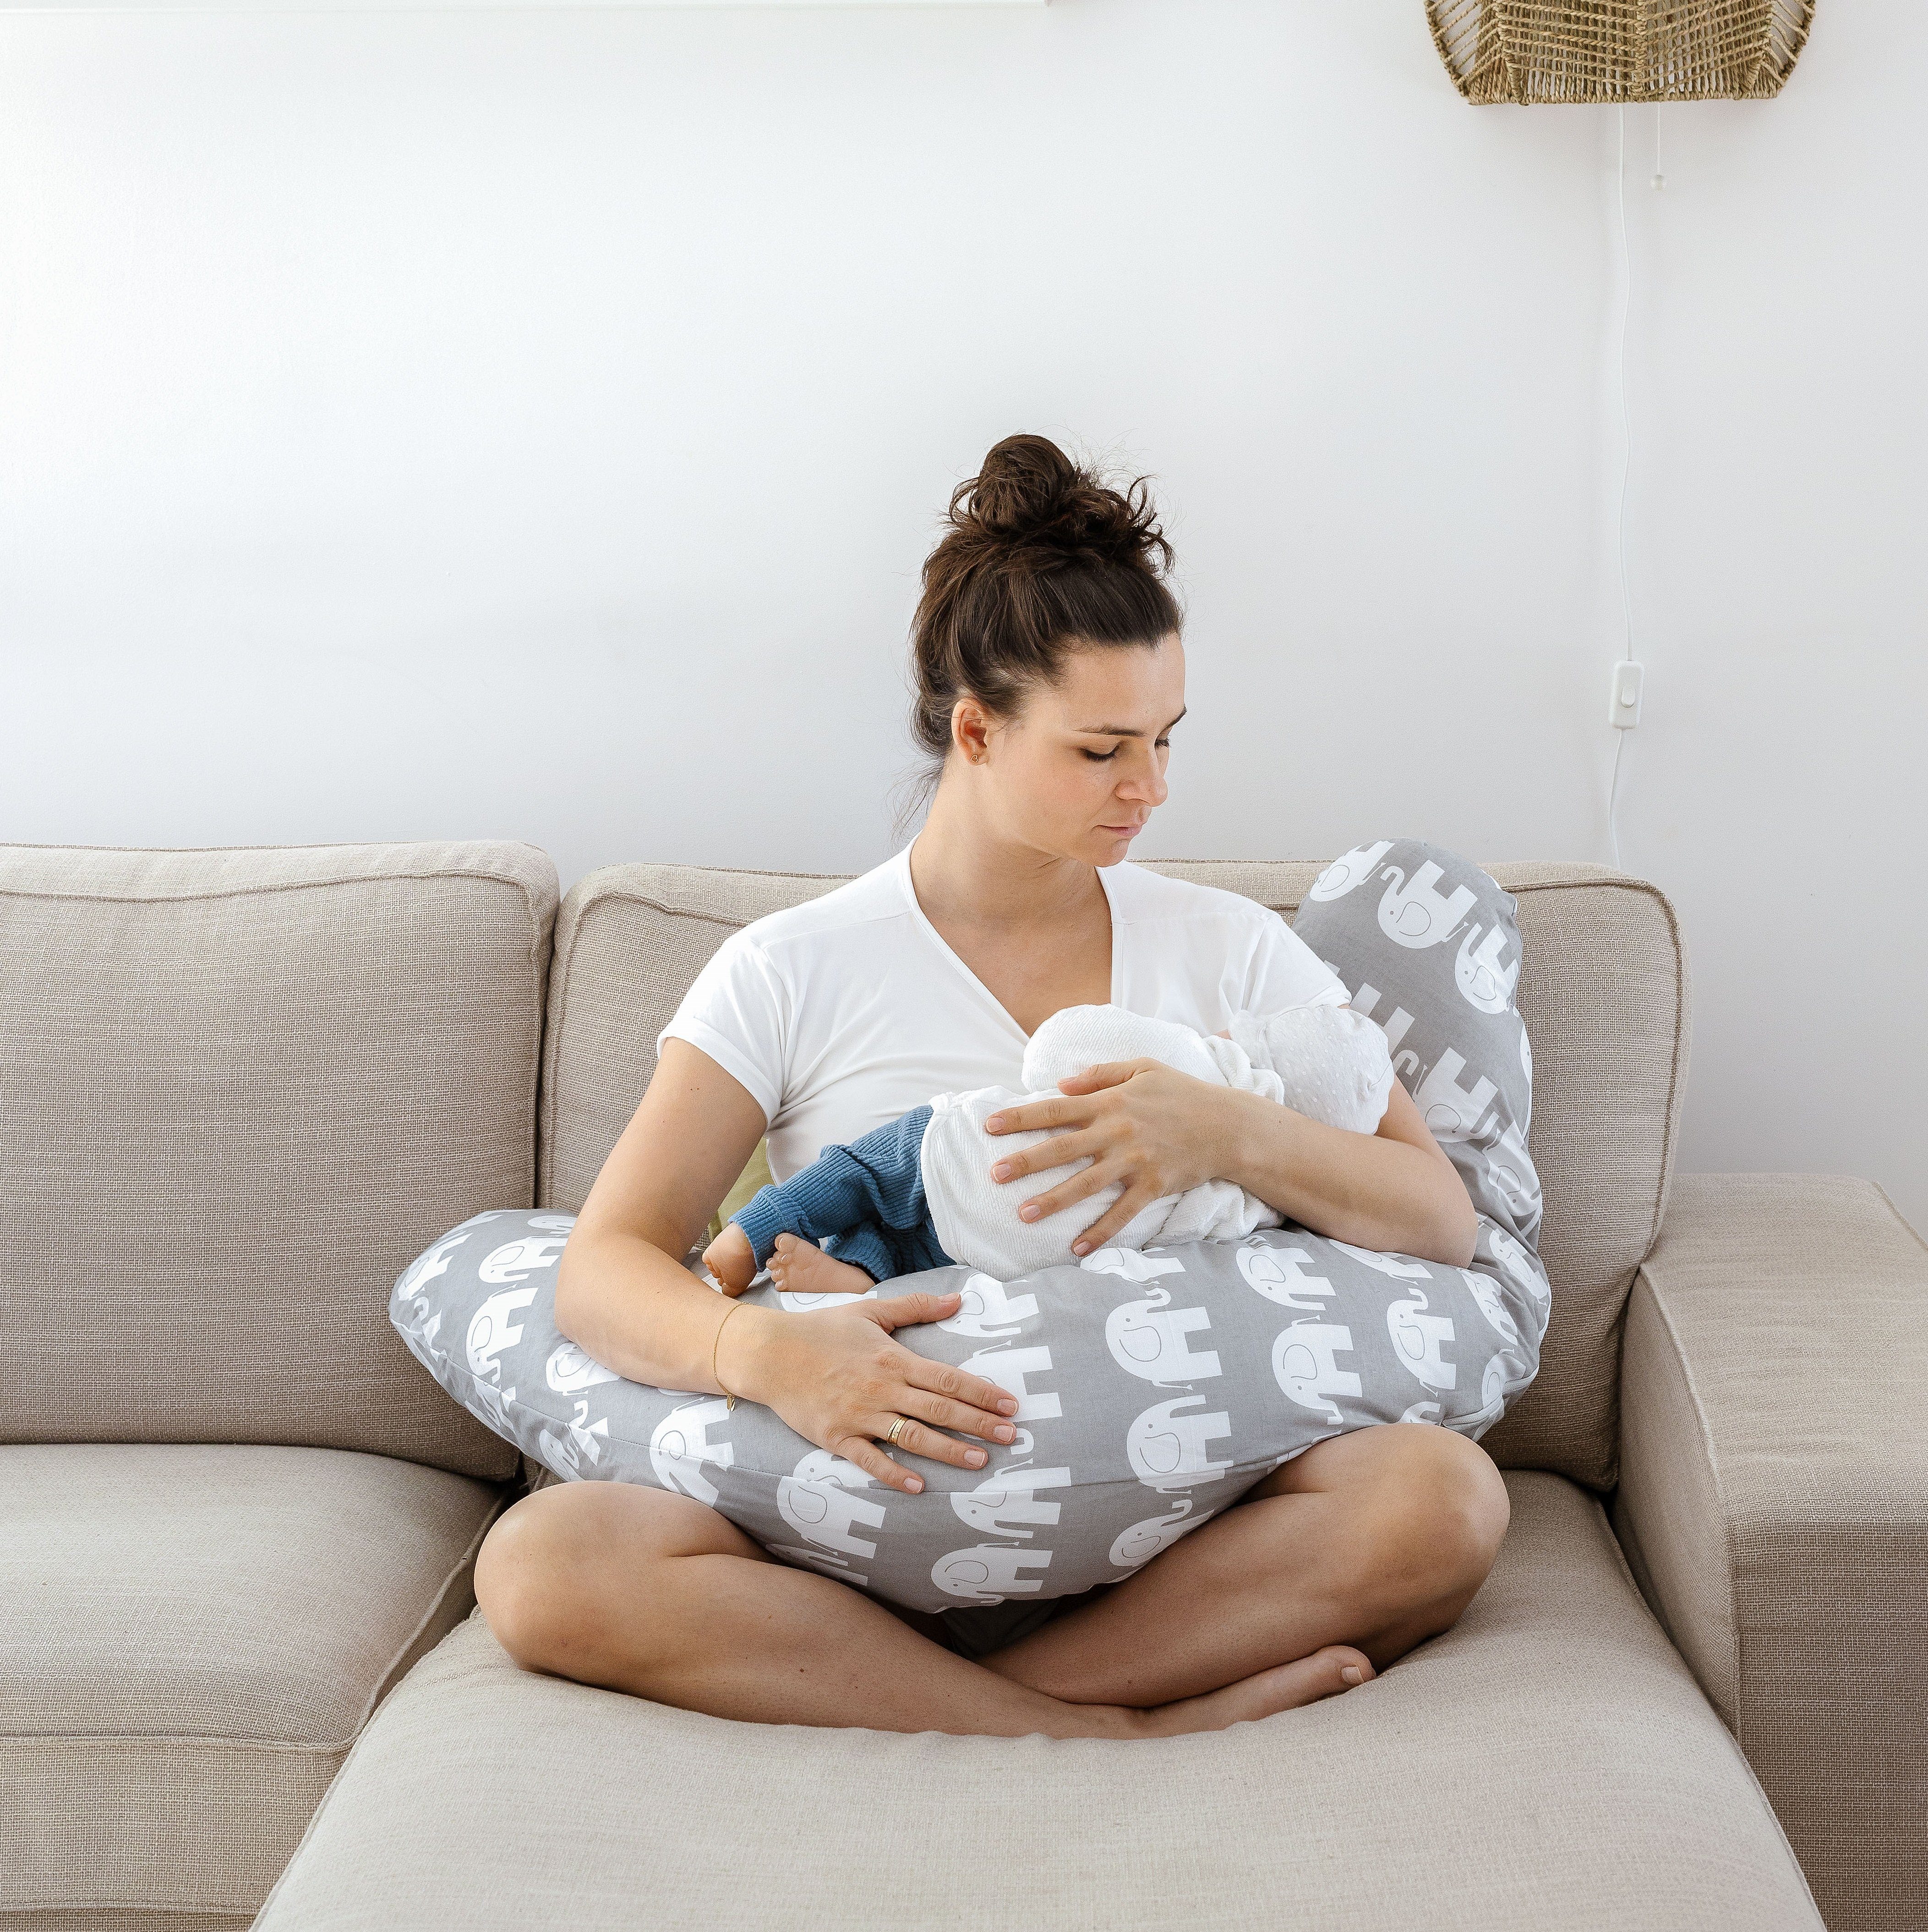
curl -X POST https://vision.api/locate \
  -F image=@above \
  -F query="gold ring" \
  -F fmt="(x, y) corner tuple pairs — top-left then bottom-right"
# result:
(884, 1415), (909, 1447)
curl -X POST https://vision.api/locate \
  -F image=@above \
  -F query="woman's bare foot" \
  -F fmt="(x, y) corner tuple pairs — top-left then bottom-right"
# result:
(700, 1221), (757, 1293)
(1128, 1646), (1375, 1737)
(766, 1232), (877, 1300)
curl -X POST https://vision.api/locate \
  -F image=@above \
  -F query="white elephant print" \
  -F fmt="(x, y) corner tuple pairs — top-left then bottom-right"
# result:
(1387, 1286), (1458, 1394)
(959, 1345), (1062, 1423)
(1520, 1023), (1533, 1081)
(479, 1237), (568, 1285)
(466, 1284), (538, 1384)
(538, 1398), (611, 1477)
(1329, 1240), (1432, 1281)
(1105, 1287), (1221, 1386)
(1445, 1353), (1509, 1438)
(777, 1286), (878, 1312)
(1478, 1118), (1542, 1224)
(1398, 1400), (1443, 1425)
(1126, 1396), (1234, 1493)
(939, 1274), (1039, 1337)
(1081, 1248), (1185, 1285)
(397, 1229), (470, 1299)
(951, 1466), (1072, 1538)
(770, 1543), (868, 1590)
(1109, 1501), (1215, 1571)
(932, 1545), (1053, 1604)
(1411, 1049), (1499, 1141)
(1236, 1242), (1335, 1311)
(567, 1397), (610, 1465)
(1272, 1321), (1362, 1425)
(1349, 984), (1417, 1056)
(1309, 840), (1394, 902)
(1454, 922), (1519, 1014)
(546, 1339), (621, 1394)
(1376, 861), (1479, 949)
(1487, 1227), (1551, 1316)
(778, 1450), (887, 1560)
(528, 1214), (577, 1232)
(466, 1375), (518, 1439)
(535, 1423), (579, 1478)
(1458, 1269), (1521, 1348)
(649, 1397), (736, 1506)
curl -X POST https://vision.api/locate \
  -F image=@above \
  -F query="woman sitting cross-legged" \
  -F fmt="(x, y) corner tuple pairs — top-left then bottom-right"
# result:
(472, 433), (1510, 1739)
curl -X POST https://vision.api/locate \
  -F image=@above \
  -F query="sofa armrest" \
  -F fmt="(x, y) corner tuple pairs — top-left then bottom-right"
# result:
(1613, 1171), (1928, 1932)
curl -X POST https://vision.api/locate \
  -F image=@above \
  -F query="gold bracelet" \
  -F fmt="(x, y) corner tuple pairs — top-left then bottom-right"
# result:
(710, 1297), (746, 1412)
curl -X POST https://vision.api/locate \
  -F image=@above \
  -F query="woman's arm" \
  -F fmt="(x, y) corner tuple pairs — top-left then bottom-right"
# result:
(980, 1048), (1478, 1269)
(556, 1040), (1021, 1493)
(555, 1038), (772, 1388)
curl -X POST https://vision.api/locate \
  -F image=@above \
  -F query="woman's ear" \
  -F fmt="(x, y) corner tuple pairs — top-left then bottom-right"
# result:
(951, 696), (992, 767)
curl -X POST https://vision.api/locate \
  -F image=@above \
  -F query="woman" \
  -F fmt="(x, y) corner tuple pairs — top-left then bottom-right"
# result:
(474, 435), (1510, 1739)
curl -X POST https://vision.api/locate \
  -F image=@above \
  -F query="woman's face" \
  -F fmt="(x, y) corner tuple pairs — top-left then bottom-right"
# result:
(967, 634), (1186, 868)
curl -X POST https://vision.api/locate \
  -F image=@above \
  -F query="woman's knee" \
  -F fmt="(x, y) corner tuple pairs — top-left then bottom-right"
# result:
(475, 1483), (665, 1673)
(1346, 1427), (1511, 1619)
(475, 1489), (586, 1669)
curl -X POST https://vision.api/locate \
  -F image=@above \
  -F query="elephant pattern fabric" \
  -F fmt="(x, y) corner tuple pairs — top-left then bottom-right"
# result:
(390, 838), (1551, 1616)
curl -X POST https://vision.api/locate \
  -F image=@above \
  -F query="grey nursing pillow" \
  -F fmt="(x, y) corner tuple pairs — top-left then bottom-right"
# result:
(392, 838), (1549, 1615)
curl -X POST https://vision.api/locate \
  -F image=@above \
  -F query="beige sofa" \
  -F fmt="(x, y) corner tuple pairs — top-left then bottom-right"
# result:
(3, 840), (1921, 1932)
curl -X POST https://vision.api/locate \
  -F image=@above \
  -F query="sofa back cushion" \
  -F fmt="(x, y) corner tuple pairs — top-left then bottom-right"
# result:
(539, 858), (1688, 1489)
(1, 842), (557, 1478)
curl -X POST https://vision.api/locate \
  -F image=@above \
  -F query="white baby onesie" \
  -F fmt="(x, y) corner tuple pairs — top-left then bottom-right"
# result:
(919, 1002), (1395, 1281)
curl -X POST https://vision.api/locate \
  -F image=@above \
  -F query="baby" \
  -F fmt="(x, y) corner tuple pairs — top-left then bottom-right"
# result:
(702, 1001), (1395, 1297)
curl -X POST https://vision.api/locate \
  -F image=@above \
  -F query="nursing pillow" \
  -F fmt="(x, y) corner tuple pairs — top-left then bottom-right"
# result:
(391, 838), (1549, 1615)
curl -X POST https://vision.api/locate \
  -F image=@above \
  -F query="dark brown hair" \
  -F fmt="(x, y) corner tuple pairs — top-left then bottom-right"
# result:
(908, 434), (1182, 763)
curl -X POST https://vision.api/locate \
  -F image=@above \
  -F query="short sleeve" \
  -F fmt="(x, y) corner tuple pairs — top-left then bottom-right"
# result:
(1242, 908), (1351, 1014)
(655, 930), (791, 1122)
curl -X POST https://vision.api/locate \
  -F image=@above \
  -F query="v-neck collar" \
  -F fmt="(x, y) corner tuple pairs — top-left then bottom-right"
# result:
(891, 839), (1123, 1044)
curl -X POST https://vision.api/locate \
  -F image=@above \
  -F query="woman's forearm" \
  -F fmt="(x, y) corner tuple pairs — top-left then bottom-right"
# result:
(1221, 1089), (1477, 1268)
(555, 1224), (771, 1396)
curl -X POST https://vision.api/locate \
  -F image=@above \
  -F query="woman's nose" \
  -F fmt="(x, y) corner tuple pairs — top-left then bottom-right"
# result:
(1117, 758), (1169, 808)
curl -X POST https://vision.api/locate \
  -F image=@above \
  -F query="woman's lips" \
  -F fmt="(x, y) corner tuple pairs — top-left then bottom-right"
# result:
(1100, 822), (1145, 838)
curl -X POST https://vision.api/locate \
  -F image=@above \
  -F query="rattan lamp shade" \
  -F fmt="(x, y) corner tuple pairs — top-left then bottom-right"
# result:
(1426, 1), (1816, 103)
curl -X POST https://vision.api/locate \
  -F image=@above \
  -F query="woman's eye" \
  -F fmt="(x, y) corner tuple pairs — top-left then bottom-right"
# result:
(1081, 747), (1120, 762)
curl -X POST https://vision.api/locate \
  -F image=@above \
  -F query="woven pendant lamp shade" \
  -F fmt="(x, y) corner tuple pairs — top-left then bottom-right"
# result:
(1426, 1), (1816, 103)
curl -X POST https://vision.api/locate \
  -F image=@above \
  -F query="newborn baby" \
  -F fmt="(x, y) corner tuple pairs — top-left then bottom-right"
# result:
(702, 1000), (1395, 1297)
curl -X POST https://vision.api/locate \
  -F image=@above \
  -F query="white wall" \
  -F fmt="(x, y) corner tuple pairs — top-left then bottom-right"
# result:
(4, 0), (1923, 1226)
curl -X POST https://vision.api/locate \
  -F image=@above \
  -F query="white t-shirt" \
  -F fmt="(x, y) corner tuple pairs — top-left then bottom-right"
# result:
(658, 842), (1349, 1183)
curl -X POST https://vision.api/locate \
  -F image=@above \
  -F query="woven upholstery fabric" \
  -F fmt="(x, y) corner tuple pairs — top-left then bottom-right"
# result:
(6, 1915), (250, 1932)
(0, 840), (557, 1477)
(0, 1441), (504, 1916)
(1614, 1174), (1928, 1932)
(252, 1474), (1817, 1932)
(537, 858), (1687, 1488)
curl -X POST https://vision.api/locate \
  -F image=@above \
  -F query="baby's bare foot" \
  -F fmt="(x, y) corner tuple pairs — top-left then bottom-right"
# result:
(766, 1232), (877, 1300)
(1133, 1646), (1375, 1736)
(701, 1221), (757, 1293)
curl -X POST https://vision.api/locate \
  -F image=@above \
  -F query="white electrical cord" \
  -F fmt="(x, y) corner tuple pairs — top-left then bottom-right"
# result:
(1606, 103), (1635, 871)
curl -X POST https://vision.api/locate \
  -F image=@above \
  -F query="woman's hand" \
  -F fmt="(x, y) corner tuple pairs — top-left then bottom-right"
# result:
(983, 1058), (1245, 1256)
(719, 1293), (1022, 1495)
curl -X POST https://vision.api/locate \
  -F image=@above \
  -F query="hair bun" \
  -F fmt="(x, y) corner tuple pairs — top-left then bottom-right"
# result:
(949, 434), (1171, 573)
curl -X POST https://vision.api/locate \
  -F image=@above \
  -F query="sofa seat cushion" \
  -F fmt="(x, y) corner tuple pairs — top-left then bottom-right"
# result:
(251, 1474), (1819, 1932)
(0, 1443), (505, 1919)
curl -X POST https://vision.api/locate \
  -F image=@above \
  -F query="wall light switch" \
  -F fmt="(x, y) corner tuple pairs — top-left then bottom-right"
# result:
(1608, 659), (1644, 728)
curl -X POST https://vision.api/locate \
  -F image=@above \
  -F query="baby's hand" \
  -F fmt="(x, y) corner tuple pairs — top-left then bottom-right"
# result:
(702, 1220), (757, 1294)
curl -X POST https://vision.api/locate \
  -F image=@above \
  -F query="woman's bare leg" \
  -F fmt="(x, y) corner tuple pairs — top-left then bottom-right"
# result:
(980, 1423), (1510, 1707)
(474, 1483), (1370, 1739)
